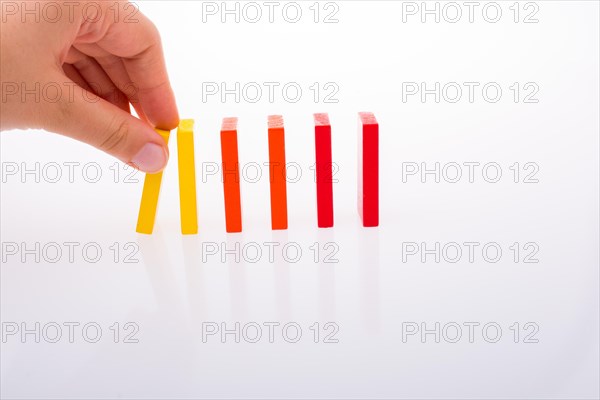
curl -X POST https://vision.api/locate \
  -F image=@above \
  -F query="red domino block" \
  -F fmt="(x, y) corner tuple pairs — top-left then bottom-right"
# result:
(220, 117), (242, 233)
(314, 113), (334, 228)
(358, 112), (379, 227)
(268, 115), (288, 230)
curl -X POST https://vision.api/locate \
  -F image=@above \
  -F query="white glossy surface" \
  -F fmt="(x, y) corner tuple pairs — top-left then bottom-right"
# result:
(1, 1), (598, 398)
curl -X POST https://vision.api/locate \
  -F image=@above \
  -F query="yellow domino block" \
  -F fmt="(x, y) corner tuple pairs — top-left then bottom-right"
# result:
(177, 119), (198, 234)
(135, 129), (171, 234)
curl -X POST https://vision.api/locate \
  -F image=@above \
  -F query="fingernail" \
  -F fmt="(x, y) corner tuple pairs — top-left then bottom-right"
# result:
(131, 143), (168, 173)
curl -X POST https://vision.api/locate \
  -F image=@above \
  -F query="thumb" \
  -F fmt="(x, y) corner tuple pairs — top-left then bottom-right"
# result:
(40, 72), (173, 173)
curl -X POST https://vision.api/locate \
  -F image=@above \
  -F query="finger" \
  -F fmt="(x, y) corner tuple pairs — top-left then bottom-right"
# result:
(62, 63), (93, 92)
(82, 7), (179, 130)
(65, 47), (130, 113)
(71, 43), (149, 122)
(41, 70), (169, 173)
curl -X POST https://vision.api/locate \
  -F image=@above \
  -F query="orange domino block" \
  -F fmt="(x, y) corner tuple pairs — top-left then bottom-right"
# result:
(220, 117), (242, 233)
(136, 129), (170, 234)
(268, 115), (288, 230)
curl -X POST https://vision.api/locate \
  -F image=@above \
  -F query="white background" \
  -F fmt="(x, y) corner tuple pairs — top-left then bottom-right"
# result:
(1, 1), (599, 398)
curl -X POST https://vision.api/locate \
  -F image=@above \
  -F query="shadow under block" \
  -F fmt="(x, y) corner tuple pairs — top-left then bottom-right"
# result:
(220, 117), (242, 233)
(135, 129), (171, 234)
(358, 112), (379, 227)
(177, 119), (198, 235)
(314, 113), (334, 228)
(268, 115), (288, 230)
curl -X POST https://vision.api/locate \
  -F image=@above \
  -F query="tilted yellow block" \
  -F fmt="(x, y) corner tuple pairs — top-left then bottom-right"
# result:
(177, 119), (198, 234)
(135, 129), (170, 234)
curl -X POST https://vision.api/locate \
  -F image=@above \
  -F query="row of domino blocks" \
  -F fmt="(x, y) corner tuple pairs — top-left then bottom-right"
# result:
(135, 112), (378, 234)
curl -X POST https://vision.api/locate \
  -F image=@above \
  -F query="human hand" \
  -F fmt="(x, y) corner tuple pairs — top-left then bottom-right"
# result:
(0, 0), (179, 173)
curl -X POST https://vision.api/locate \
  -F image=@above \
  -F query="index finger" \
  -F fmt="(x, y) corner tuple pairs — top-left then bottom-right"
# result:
(92, 2), (179, 130)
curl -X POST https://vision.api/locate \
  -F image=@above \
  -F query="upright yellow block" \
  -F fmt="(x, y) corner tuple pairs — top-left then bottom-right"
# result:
(177, 119), (198, 234)
(135, 129), (170, 234)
